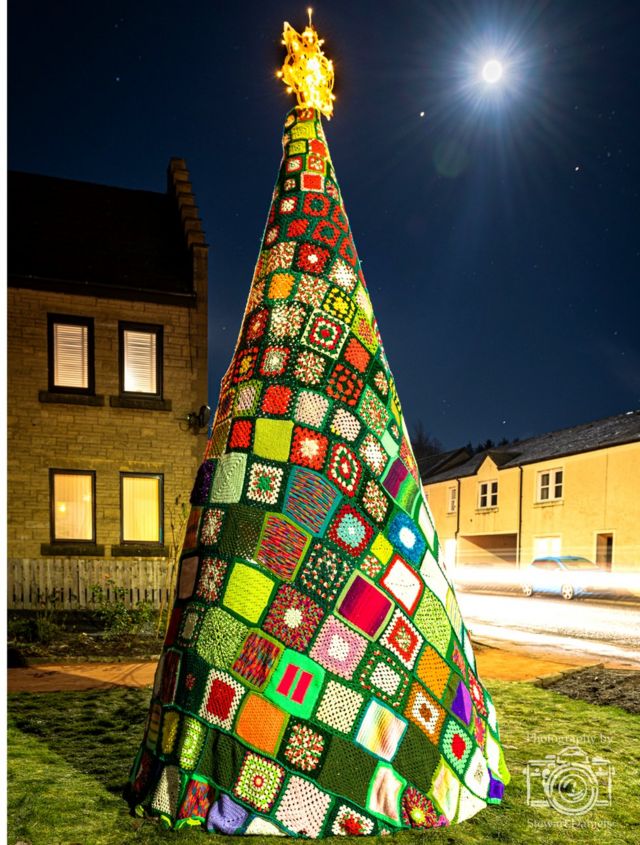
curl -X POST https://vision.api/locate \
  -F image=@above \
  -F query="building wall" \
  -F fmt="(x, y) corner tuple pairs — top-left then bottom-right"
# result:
(520, 443), (640, 568)
(425, 442), (640, 572)
(7, 283), (208, 603)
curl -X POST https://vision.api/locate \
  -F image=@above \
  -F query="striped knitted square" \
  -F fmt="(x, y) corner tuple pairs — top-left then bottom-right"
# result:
(176, 778), (213, 822)
(355, 698), (408, 761)
(284, 467), (339, 535)
(232, 631), (282, 689)
(366, 762), (406, 825)
(256, 513), (311, 580)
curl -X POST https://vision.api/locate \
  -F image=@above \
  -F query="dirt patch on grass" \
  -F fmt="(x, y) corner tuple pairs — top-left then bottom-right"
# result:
(546, 666), (640, 714)
(9, 630), (163, 663)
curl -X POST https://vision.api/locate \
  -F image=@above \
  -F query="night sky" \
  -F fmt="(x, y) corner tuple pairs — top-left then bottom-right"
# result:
(9, 0), (640, 449)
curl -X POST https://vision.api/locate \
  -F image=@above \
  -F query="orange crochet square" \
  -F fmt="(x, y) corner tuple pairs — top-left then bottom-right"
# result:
(415, 645), (451, 699)
(229, 419), (253, 450)
(234, 692), (289, 755)
(261, 385), (293, 415)
(343, 337), (371, 373)
(269, 273), (295, 300)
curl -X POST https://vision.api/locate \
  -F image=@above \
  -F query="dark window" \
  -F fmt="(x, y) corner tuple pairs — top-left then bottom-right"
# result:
(479, 480), (498, 508)
(50, 469), (96, 543)
(47, 314), (95, 393)
(120, 473), (164, 544)
(119, 322), (163, 398)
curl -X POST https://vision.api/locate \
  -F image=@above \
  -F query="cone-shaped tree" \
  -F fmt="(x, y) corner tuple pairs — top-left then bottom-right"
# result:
(126, 35), (509, 835)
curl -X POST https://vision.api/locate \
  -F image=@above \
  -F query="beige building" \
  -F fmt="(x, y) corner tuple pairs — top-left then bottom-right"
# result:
(7, 161), (209, 608)
(423, 411), (640, 572)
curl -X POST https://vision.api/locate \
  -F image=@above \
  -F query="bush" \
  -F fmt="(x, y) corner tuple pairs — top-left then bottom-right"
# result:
(8, 588), (63, 645)
(89, 580), (158, 642)
(8, 615), (38, 643)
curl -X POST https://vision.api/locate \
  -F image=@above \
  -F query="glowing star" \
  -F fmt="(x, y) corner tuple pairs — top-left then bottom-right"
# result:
(482, 59), (503, 84)
(278, 9), (336, 118)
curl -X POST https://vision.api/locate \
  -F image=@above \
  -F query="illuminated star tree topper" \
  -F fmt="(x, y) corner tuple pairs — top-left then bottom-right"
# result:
(278, 8), (336, 118)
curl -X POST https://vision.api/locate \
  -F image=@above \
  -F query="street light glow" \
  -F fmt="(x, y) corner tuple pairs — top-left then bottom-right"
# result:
(482, 58), (503, 84)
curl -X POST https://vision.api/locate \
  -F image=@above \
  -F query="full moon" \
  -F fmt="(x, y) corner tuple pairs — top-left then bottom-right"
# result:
(482, 59), (503, 84)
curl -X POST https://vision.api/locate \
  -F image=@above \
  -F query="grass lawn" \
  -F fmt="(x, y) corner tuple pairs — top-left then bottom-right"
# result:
(7, 681), (639, 845)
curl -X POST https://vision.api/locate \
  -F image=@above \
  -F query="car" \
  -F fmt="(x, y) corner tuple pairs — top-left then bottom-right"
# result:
(521, 556), (606, 600)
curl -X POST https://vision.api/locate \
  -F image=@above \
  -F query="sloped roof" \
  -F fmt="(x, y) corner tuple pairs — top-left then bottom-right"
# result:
(417, 447), (471, 482)
(8, 169), (196, 303)
(425, 409), (640, 483)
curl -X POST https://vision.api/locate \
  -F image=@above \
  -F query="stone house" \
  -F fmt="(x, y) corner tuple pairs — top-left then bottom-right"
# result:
(7, 160), (209, 608)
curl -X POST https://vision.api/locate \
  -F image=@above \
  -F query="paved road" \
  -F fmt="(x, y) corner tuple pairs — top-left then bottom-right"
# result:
(458, 591), (640, 667)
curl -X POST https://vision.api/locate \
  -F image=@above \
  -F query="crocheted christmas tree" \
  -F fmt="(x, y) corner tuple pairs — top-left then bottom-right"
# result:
(126, 103), (510, 836)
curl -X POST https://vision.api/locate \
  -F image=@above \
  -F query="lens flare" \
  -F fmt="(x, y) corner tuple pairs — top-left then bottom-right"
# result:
(482, 58), (503, 83)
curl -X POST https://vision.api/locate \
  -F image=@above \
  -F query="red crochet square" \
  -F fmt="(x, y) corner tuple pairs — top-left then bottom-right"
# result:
(331, 203), (349, 232)
(295, 243), (331, 275)
(309, 139), (328, 158)
(301, 172), (323, 191)
(261, 385), (293, 415)
(340, 237), (358, 266)
(287, 218), (309, 238)
(303, 192), (331, 217)
(343, 337), (371, 373)
(327, 363), (364, 407)
(312, 220), (341, 247)
(206, 678), (236, 720)
(229, 419), (253, 450)
(233, 347), (259, 383)
(307, 153), (325, 173)
(290, 426), (328, 470)
(246, 309), (269, 342)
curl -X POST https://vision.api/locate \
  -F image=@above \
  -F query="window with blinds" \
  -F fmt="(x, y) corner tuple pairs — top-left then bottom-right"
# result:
(48, 314), (94, 393)
(51, 471), (95, 542)
(121, 474), (163, 543)
(120, 323), (162, 396)
(447, 486), (458, 513)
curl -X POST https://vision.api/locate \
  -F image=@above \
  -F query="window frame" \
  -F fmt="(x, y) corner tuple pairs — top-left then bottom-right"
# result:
(118, 321), (163, 399)
(537, 467), (564, 502)
(49, 468), (97, 544)
(478, 480), (498, 509)
(47, 313), (95, 395)
(447, 485), (458, 514)
(119, 472), (164, 546)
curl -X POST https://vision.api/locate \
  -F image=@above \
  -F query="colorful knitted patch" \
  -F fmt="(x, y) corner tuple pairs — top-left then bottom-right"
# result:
(127, 105), (508, 837)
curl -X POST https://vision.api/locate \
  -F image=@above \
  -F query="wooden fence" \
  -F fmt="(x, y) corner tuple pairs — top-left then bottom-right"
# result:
(8, 557), (178, 610)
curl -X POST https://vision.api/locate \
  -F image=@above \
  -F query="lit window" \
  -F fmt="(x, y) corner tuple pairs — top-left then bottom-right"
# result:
(121, 473), (163, 543)
(448, 486), (458, 513)
(50, 470), (95, 542)
(120, 323), (162, 396)
(478, 480), (498, 509)
(537, 469), (563, 502)
(48, 314), (94, 392)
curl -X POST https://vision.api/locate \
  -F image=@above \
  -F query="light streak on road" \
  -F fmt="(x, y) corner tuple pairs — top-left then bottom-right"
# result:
(458, 592), (640, 668)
